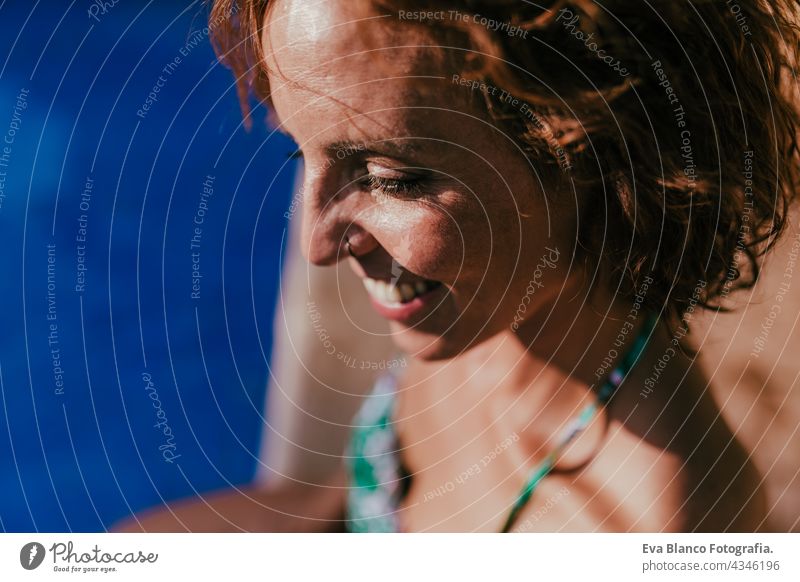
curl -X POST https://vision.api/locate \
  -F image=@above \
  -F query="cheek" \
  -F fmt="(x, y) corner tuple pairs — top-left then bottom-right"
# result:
(363, 199), (473, 282)
(460, 193), (527, 280)
(373, 195), (519, 287)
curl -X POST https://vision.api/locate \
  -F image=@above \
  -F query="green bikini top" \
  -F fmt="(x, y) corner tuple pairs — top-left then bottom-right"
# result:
(345, 314), (659, 532)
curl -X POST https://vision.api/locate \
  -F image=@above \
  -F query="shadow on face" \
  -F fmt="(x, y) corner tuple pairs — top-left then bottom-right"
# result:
(262, 0), (577, 360)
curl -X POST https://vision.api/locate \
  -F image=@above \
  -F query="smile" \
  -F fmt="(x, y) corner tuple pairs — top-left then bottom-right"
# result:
(362, 277), (441, 305)
(361, 276), (444, 322)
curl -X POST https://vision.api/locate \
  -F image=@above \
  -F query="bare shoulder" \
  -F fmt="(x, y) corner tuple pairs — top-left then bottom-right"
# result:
(601, 336), (767, 532)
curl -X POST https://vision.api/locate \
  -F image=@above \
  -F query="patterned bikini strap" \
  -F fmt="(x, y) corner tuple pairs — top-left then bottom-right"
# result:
(500, 312), (660, 532)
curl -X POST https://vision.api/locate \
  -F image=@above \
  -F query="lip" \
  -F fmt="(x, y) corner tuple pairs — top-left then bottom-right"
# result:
(366, 281), (446, 323)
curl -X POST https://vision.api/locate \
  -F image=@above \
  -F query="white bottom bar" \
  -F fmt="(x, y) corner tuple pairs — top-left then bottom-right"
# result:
(1, 533), (797, 581)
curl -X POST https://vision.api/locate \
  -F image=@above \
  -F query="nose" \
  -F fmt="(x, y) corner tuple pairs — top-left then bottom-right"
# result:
(298, 171), (378, 266)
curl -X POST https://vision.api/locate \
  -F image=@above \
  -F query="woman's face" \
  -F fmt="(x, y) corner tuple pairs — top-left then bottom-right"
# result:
(264, 0), (576, 360)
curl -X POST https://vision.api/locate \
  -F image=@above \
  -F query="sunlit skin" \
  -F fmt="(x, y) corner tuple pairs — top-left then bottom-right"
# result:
(170, 0), (764, 531)
(264, 4), (571, 363)
(260, 0), (765, 532)
(113, 0), (767, 535)
(264, 1), (586, 362)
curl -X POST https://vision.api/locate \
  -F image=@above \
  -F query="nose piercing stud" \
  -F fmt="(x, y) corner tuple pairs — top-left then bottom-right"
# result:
(345, 238), (356, 257)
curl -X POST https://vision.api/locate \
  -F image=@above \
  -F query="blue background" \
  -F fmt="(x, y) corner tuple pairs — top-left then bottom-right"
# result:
(0, 1), (296, 531)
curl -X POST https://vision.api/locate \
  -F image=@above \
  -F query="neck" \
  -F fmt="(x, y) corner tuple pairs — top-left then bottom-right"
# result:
(457, 273), (645, 404)
(398, 274), (654, 458)
(430, 276), (648, 463)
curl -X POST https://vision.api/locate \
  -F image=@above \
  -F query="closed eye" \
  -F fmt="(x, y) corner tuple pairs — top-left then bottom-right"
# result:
(361, 174), (423, 198)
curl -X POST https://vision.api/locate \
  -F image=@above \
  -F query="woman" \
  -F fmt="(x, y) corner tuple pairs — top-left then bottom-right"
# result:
(124, 0), (800, 532)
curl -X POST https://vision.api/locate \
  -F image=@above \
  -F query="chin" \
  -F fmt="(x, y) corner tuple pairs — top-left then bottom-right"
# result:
(388, 321), (485, 361)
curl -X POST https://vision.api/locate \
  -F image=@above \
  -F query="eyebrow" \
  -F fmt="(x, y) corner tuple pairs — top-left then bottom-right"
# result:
(323, 139), (424, 160)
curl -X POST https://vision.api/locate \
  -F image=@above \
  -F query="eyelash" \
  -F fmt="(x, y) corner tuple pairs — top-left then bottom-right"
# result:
(361, 174), (423, 198)
(286, 149), (423, 198)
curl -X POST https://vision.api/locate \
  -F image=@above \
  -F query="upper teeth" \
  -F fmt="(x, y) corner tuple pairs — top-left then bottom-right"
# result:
(362, 277), (436, 305)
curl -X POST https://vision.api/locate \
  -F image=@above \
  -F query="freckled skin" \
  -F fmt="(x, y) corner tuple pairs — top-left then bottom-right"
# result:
(264, 0), (573, 361)
(263, 0), (766, 532)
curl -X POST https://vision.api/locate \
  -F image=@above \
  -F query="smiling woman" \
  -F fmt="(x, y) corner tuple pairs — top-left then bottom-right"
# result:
(121, 0), (800, 533)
